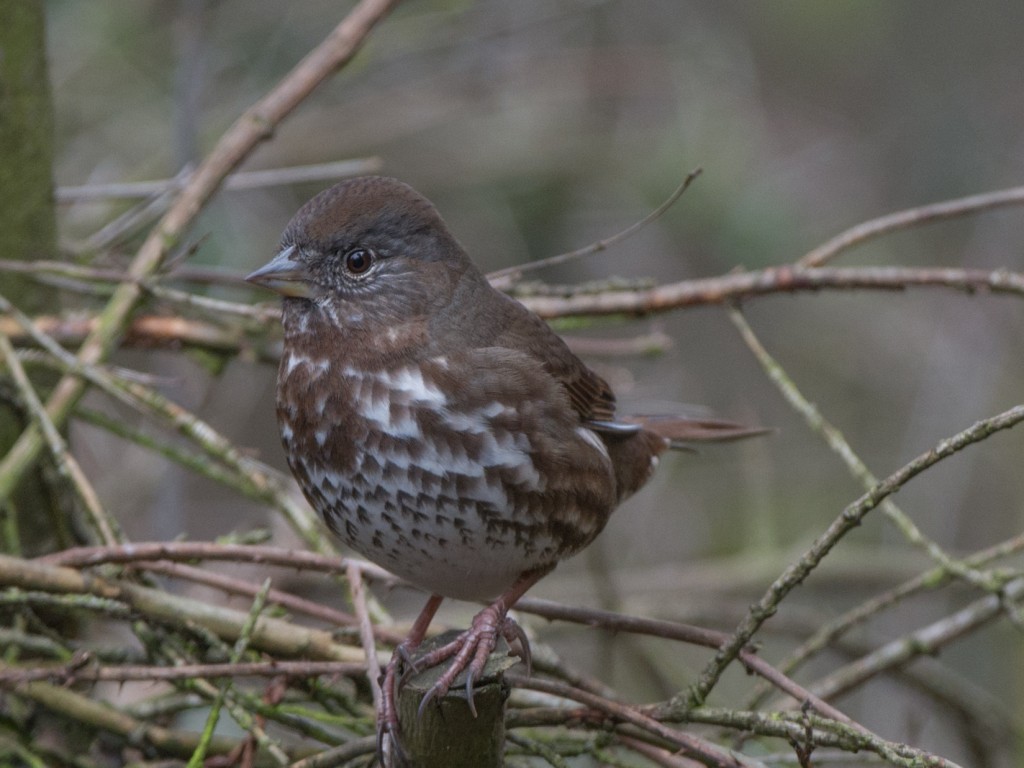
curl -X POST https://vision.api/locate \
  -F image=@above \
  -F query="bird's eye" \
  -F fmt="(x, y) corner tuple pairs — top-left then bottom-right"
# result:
(343, 248), (374, 275)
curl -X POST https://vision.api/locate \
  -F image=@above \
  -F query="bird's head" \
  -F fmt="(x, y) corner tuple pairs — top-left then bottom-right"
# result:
(247, 176), (474, 329)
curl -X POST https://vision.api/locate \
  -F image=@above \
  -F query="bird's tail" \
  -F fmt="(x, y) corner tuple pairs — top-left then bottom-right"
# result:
(625, 414), (772, 449)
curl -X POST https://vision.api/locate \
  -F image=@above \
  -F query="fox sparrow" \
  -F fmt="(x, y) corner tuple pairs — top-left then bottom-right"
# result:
(247, 176), (759, 751)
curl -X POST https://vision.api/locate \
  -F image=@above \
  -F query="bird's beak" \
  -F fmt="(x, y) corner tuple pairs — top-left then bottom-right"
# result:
(245, 245), (314, 298)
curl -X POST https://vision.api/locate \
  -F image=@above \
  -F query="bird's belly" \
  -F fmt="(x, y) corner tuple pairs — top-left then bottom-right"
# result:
(279, 360), (613, 601)
(284, 385), (561, 599)
(297, 455), (559, 601)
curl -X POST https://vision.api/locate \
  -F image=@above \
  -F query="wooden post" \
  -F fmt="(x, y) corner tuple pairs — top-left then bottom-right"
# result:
(395, 631), (519, 768)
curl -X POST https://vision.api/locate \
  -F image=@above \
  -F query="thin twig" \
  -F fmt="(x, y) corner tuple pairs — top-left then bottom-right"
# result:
(0, 324), (121, 545)
(798, 185), (1024, 267)
(513, 265), (1024, 318)
(72, 166), (193, 254)
(346, 561), (383, 712)
(56, 158), (382, 202)
(507, 674), (763, 768)
(37, 542), (394, 583)
(778, 532), (1024, 678)
(515, 597), (861, 729)
(487, 167), (703, 290)
(187, 579), (276, 768)
(618, 736), (706, 768)
(286, 736), (378, 768)
(135, 559), (399, 640)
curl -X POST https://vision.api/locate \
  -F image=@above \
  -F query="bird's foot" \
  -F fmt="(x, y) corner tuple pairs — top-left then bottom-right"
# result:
(414, 604), (530, 718)
(374, 573), (546, 763)
(376, 622), (525, 765)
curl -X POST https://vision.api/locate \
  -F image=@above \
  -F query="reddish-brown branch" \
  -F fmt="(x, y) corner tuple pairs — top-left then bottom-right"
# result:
(37, 542), (395, 583)
(138, 560), (402, 646)
(346, 561), (384, 712)
(507, 674), (753, 768)
(516, 597), (862, 730)
(619, 736), (707, 768)
(5, 266), (1021, 356)
(37, 542), (855, 726)
(514, 265), (1024, 319)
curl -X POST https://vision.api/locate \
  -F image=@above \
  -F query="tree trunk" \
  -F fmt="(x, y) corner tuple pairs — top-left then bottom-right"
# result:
(0, 0), (69, 555)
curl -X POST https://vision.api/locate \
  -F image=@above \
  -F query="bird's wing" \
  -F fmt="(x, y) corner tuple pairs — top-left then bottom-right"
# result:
(559, 359), (618, 422)
(490, 296), (618, 423)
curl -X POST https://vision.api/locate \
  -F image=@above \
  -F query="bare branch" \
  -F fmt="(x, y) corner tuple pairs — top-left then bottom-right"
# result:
(488, 167), (703, 290)
(0, 321), (121, 545)
(346, 561), (384, 712)
(514, 265), (1024, 319)
(516, 597), (862, 730)
(56, 158), (382, 203)
(798, 185), (1024, 267)
(38, 541), (394, 582)
(508, 674), (764, 768)
(808, 576), (1024, 700)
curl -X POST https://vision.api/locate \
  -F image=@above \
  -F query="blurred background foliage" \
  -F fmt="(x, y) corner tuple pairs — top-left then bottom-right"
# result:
(9, 0), (1023, 764)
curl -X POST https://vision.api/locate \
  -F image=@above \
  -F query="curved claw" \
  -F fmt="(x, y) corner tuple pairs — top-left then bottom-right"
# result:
(397, 642), (418, 670)
(397, 645), (424, 688)
(501, 617), (532, 676)
(414, 643), (485, 720)
(416, 683), (441, 720)
(464, 670), (477, 717)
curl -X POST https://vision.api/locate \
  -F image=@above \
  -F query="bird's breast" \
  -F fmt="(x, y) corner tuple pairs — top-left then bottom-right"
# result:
(275, 351), (614, 599)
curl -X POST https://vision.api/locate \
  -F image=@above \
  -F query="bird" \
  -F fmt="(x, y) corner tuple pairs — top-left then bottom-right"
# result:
(246, 175), (761, 752)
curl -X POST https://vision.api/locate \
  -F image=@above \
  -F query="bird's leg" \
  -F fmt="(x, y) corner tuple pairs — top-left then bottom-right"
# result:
(378, 593), (444, 764)
(415, 566), (551, 718)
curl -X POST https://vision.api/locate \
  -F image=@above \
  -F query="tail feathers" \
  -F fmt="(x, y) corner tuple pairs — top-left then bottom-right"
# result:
(586, 414), (769, 502)
(623, 414), (772, 448)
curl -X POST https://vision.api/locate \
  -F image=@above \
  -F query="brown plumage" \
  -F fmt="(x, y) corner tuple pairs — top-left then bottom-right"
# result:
(246, 176), (761, 752)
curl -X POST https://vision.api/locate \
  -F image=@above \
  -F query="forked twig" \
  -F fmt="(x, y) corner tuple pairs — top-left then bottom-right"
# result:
(487, 167), (703, 290)
(346, 561), (384, 712)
